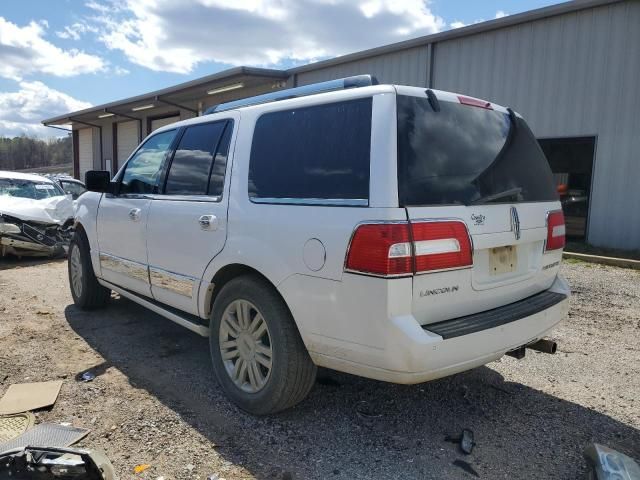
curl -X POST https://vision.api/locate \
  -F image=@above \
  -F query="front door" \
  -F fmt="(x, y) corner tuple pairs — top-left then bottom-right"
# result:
(146, 116), (237, 315)
(96, 128), (179, 296)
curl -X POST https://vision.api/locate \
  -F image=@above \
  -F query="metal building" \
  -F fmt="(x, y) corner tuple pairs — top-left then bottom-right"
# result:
(42, 0), (640, 250)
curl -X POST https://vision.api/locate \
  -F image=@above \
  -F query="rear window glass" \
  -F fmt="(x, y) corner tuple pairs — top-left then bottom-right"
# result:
(396, 95), (558, 206)
(249, 98), (372, 203)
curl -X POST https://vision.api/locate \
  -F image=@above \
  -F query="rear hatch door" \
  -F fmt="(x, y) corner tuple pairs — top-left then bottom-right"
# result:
(395, 89), (564, 325)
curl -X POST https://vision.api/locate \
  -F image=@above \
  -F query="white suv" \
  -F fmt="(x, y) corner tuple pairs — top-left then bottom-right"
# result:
(69, 76), (570, 415)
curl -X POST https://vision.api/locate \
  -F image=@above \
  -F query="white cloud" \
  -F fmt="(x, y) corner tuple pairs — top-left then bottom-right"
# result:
(0, 81), (92, 137)
(89, 0), (446, 74)
(449, 21), (467, 29)
(0, 17), (105, 80)
(450, 10), (508, 30)
(55, 22), (97, 40)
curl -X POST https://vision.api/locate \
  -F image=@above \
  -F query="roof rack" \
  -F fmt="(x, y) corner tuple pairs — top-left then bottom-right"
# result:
(204, 74), (378, 115)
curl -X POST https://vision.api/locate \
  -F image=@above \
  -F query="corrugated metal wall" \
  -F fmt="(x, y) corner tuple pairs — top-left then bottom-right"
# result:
(296, 1), (639, 250)
(432, 1), (640, 249)
(296, 46), (430, 87)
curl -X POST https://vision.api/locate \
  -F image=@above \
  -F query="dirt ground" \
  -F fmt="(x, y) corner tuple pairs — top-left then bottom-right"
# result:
(0, 258), (638, 479)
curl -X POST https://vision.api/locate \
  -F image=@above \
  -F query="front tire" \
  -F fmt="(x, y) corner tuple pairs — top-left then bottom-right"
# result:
(209, 275), (317, 415)
(68, 230), (110, 310)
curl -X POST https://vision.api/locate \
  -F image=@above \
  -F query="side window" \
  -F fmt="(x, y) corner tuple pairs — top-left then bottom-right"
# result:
(164, 120), (233, 197)
(248, 98), (372, 202)
(208, 122), (233, 197)
(120, 130), (177, 195)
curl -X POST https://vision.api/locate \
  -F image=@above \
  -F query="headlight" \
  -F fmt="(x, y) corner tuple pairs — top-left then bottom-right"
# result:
(0, 223), (21, 234)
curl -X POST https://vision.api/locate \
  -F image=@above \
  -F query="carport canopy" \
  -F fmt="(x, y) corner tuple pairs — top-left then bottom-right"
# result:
(41, 66), (289, 128)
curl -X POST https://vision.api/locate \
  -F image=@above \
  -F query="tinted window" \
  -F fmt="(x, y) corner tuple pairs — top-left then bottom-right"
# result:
(164, 121), (228, 196)
(397, 95), (558, 206)
(121, 130), (177, 195)
(249, 98), (372, 202)
(208, 122), (232, 197)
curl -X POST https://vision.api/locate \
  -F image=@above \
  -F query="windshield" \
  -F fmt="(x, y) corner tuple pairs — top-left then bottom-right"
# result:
(396, 95), (558, 206)
(0, 178), (66, 200)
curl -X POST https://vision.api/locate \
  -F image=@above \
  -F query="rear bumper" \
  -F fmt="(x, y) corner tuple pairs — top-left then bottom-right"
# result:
(283, 274), (570, 384)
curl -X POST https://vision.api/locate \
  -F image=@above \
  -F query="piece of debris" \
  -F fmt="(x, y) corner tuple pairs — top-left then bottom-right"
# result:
(0, 423), (90, 451)
(134, 464), (151, 474)
(0, 446), (116, 480)
(445, 429), (476, 455)
(584, 443), (640, 479)
(0, 380), (63, 415)
(355, 400), (383, 419)
(0, 412), (35, 443)
(452, 459), (479, 477)
(80, 371), (96, 382)
(36, 309), (53, 316)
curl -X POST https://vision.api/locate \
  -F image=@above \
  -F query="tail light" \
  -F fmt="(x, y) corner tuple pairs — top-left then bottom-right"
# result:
(412, 221), (473, 272)
(545, 210), (566, 252)
(345, 221), (473, 277)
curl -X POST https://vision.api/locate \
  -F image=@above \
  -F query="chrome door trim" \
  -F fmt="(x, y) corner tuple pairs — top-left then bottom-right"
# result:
(149, 266), (197, 298)
(250, 197), (368, 207)
(99, 252), (150, 283)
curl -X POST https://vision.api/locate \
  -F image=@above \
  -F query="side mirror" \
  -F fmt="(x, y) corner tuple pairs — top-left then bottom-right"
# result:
(85, 170), (111, 193)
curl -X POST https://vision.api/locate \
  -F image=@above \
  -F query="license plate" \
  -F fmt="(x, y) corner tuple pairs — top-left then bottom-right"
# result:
(489, 245), (517, 275)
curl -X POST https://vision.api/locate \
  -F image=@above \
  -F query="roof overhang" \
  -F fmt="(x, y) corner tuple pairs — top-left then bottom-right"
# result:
(42, 66), (288, 126)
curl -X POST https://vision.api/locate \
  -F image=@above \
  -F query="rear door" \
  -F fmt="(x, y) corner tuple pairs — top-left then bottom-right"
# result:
(145, 115), (237, 315)
(395, 90), (564, 325)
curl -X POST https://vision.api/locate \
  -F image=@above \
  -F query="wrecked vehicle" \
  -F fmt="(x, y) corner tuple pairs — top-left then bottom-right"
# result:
(0, 171), (74, 258)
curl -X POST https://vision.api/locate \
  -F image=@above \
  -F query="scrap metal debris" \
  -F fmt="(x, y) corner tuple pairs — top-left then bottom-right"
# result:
(0, 446), (116, 480)
(0, 423), (90, 451)
(0, 380), (63, 415)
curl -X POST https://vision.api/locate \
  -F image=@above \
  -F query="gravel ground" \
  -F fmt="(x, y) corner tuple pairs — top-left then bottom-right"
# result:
(0, 258), (638, 479)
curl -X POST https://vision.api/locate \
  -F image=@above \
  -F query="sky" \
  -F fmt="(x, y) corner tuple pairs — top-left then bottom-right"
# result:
(0, 0), (562, 138)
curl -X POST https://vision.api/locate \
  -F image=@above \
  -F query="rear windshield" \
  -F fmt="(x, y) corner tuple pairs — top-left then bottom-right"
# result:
(396, 95), (558, 206)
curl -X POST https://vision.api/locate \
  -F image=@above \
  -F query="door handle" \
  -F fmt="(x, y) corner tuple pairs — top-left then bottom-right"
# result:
(128, 208), (141, 222)
(199, 214), (218, 231)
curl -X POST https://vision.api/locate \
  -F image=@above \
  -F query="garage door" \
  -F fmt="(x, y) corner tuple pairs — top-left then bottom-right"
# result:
(117, 120), (140, 170)
(150, 115), (180, 132)
(78, 128), (93, 182)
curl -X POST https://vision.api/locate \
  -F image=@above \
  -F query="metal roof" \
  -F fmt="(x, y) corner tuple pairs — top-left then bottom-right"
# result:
(42, 67), (288, 125)
(42, 0), (624, 126)
(288, 0), (624, 74)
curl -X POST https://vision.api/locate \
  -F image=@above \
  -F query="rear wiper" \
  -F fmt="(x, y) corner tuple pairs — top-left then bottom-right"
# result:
(470, 187), (523, 205)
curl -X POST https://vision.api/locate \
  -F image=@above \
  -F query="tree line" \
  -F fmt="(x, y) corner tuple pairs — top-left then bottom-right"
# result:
(0, 135), (72, 171)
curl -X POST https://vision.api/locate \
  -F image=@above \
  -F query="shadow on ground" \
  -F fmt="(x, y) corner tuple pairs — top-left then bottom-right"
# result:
(65, 298), (640, 479)
(0, 256), (65, 271)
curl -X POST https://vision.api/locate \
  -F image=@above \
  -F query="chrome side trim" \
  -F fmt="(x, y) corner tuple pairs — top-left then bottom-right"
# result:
(146, 194), (222, 203)
(99, 253), (149, 283)
(250, 197), (368, 207)
(149, 266), (196, 298)
(97, 279), (209, 337)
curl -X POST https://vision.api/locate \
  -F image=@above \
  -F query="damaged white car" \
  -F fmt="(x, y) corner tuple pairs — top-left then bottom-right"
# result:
(0, 171), (74, 258)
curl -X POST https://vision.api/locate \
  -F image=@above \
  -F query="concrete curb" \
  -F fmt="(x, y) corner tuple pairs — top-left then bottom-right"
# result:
(563, 252), (640, 270)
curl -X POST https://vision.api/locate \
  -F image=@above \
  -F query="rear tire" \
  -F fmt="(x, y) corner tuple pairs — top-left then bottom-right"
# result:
(209, 274), (317, 415)
(68, 230), (110, 310)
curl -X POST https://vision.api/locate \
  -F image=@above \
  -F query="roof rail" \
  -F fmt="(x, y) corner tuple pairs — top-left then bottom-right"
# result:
(204, 74), (378, 114)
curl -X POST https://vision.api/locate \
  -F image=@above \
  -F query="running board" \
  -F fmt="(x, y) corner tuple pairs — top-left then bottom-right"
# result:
(98, 279), (210, 337)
